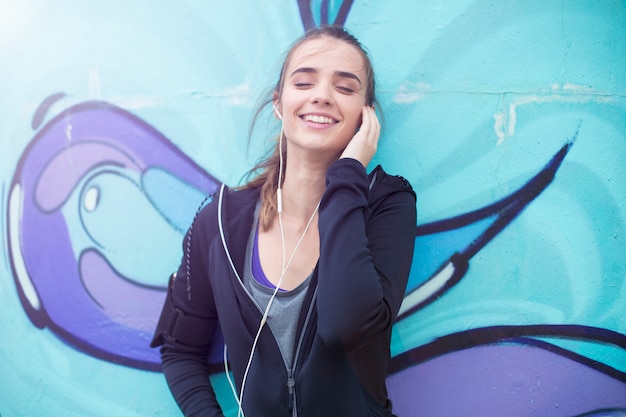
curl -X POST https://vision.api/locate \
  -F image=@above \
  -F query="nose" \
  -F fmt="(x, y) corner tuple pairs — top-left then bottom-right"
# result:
(310, 81), (334, 106)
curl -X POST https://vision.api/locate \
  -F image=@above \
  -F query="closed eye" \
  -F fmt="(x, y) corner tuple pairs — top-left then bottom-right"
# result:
(336, 86), (355, 94)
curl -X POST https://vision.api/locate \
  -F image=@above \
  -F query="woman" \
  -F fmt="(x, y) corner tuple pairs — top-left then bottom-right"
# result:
(152, 25), (416, 417)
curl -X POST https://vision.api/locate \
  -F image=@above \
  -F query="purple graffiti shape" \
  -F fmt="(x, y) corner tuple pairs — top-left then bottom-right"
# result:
(7, 95), (220, 370)
(388, 342), (626, 417)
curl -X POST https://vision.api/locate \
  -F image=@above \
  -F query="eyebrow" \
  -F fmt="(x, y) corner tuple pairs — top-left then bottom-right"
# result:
(290, 67), (362, 86)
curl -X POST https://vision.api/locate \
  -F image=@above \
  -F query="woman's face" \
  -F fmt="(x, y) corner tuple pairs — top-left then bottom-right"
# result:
(276, 37), (368, 160)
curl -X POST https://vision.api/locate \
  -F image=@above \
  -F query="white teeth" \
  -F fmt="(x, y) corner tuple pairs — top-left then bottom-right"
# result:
(303, 114), (334, 124)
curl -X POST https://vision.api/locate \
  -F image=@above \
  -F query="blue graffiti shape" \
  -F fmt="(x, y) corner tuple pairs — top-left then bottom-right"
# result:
(386, 125), (626, 415)
(298, 0), (354, 31)
(7, 95), (220, 371)
(399, 127), (579, 320)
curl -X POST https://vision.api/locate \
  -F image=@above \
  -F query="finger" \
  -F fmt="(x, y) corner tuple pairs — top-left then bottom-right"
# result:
(359, 106), (371, 138)
(362, 106), (374, 140)
(365, 106), (379, 143)
(371, 107), (380, 140)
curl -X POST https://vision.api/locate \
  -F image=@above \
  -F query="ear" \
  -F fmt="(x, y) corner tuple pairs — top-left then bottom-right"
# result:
(272, 91), (283, 120)
(272, 93), (282, 120)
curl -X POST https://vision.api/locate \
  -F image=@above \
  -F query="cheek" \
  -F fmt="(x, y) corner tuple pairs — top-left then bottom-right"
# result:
(345, 104), (364, 130)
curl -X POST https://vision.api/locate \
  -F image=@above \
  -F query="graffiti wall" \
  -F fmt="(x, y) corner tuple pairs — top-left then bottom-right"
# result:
(1, 1), (624, 416)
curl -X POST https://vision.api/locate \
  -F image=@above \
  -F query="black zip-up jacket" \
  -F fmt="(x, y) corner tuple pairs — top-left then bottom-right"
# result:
(152, 158), (416, 417)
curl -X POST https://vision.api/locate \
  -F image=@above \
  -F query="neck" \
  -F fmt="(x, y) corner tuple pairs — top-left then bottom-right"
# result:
(279, 160), (327, 223)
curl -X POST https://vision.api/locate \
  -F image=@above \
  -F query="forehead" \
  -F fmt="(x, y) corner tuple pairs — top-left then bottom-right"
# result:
(286, 37), (366, 76)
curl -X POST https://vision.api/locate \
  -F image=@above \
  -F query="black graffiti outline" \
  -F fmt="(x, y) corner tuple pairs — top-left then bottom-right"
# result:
(390, 324), (626, 382)
(298, 0), (354, 31)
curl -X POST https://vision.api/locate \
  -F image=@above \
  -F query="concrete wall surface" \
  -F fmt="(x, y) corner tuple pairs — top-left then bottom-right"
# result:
(1, 1), (624, 416)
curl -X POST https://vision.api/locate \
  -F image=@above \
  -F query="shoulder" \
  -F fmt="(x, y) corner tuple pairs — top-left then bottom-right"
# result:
(194, 184), (260, 230)
(224, 184), (261, 213)
(365, 165), (417, 227)
(368, 164), (416, 203)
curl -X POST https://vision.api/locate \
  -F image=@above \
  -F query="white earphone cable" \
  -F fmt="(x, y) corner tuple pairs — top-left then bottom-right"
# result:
(229, 116), (319, 417)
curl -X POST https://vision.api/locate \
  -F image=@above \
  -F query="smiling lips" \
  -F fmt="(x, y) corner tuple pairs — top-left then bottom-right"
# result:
(302, 114), (337, 125)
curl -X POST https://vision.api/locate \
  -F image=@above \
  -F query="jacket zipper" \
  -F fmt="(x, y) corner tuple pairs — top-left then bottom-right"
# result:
(218, 190), (319, 416)
(287, 370), (296, 415)
(288, 286), (318, 416)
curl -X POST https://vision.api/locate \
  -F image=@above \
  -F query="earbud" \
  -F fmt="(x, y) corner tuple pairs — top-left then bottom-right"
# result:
(273, 104), (282, 120)
(277, 188), (283, 213)
(275, 102), (284, 212)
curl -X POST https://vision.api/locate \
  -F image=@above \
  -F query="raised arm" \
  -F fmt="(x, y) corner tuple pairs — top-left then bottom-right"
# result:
(316, 158), (416, 352)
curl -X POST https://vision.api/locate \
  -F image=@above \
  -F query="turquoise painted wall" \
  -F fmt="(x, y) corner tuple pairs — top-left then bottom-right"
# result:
(1, 1), (624, 416)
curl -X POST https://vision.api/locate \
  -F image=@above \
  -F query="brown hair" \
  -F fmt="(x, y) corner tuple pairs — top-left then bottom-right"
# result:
(243, 25), (379, 231)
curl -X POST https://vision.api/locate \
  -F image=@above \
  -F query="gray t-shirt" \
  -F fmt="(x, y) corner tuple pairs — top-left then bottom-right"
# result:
(243, 204), (312, 370)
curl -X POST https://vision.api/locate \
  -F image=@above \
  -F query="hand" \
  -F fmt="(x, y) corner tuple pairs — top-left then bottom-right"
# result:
(340, 106), (380, 167)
